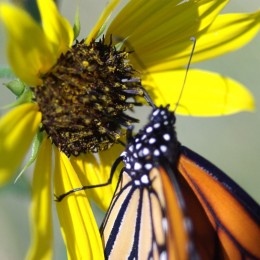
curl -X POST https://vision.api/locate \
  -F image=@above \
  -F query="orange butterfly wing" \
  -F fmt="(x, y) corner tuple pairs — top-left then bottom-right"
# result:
(100, 166), (197, 259)
(178, 146), (260, 259)
(159, 166), (199, 260)
(100, 106), (260, 259)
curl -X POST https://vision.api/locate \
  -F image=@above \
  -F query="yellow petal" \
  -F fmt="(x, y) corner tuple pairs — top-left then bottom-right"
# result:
(190, 11), (260, 64)
(0, 4), (56, 86)
(149, 11), (260, 71)
(106, 0), (228, 70)
(26, 137), (53, 260)
(86, 0), (121, 44)
(70, 144), (123, 211)
(54, 149), (104, 260)
(0, 103), (41, 185)
(144, 69), (255, 116)
(37, 0), (73, 55)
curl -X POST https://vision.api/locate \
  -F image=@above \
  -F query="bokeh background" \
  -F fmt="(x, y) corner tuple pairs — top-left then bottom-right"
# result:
(0, 0), (259, 259)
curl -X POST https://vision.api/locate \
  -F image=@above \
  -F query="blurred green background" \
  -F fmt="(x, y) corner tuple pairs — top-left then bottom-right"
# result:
(0, 0), (259, 259)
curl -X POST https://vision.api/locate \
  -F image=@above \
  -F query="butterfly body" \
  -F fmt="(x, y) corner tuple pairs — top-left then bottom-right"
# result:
(100, 106), (260, 260)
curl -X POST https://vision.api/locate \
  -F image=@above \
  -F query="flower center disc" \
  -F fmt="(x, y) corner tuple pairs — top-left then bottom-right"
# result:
(34, 39), (142, 157)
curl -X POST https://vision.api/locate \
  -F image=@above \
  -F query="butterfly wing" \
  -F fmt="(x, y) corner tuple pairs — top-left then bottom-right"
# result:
(158, 166), (200, 260)
(100, 166), (197, 260)
(101, 105), (260, 259)
(178, 146), (260, 259)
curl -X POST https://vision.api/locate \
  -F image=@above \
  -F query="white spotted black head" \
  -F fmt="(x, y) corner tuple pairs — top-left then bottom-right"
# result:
(123, 105), (180, 177)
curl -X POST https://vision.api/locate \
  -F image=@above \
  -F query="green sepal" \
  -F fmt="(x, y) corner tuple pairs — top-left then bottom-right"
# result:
(2, 84), (33, 109)
(14, 131), (44, 183)
(73, 7), (81, 40)
(0, 67), (16, 79)
(4, 79), (25, 96)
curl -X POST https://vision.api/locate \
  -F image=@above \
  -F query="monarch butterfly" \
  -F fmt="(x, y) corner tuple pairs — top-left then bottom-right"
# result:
(100, 105), (260, 259)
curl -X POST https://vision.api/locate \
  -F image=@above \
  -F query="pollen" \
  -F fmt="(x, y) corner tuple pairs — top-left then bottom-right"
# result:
(34, 38), (142, 157)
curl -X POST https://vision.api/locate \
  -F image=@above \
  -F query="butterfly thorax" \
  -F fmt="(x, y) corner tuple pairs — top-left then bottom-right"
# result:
(122, 106), (180, 181)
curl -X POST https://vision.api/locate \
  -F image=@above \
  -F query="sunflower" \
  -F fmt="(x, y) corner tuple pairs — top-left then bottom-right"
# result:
(0, 0), (259, 259)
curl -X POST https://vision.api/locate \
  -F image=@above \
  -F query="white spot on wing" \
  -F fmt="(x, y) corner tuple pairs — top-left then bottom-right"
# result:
(153, 109), (160, 116)
(160, 110), (166, 115)
(136, 143), (142, 150)
(134, 180), (141, 186)
(162, 217), (168, 232)
(154, 150), (160, 156)
(160, 145), (167, 153)
(146, 126), (153, 133)
(184, 218), (193, 232)
(129, 145), (134, 152)
(149, 138), (156, 144)
(121, 151), (127, 157)
(142, 147), (150, 156)
(141, 134), (147, 140)
(163, 133), (170, 141)
(160, 251), (167, 260)
(141, 174), (149, 184)
(144, 163), (152, 170)
(134, 162), (142, 170)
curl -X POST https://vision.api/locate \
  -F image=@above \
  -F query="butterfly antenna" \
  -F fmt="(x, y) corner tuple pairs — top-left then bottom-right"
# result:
(174, 37), (196, 112)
